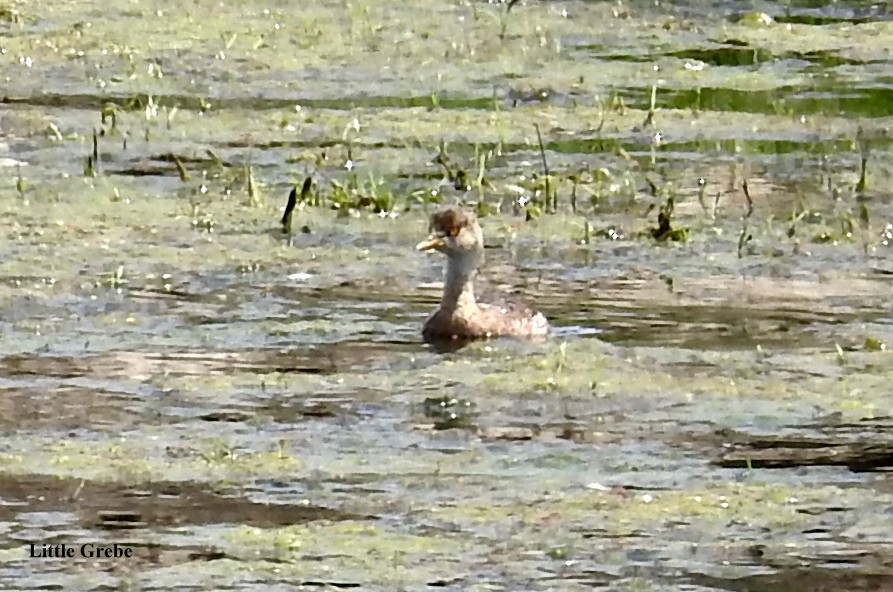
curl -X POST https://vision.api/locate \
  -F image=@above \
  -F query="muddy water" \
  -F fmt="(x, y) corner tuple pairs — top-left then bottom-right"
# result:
(2, 0), (893, 589)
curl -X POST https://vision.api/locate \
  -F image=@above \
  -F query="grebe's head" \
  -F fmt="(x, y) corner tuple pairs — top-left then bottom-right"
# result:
(416, 206), (483, 259)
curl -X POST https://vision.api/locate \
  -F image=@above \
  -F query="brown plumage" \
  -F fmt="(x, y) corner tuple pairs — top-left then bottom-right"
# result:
(417, 206), (549, 344)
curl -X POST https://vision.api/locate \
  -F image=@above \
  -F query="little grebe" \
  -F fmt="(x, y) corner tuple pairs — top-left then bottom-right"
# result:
(417, 206), (549, 343)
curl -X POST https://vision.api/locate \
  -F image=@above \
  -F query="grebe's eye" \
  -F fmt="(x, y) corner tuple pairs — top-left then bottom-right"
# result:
(448, 227), (460, 237)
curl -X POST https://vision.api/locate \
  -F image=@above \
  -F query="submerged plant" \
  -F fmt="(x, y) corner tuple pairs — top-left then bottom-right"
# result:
(421, 396), (477, 430)
(329, 174), (395, 214)
(497, 0), (522, 40)
(737, 179), (754, 257)
(533, 123), (557, 213)
(172, 155), (189, 182)
(107, 265), (127, 289)
(101, 103), (118, 135)
(643, 84), (657, 127)
(244, 164), (262, 208)
(0, 5), (22, 23)
(855, 126), (869, 194)
(281, 177), (313, 235)
(82, 129), (101, 178)
(433, 148), (470, 192)
(15, 166), (26, 199)
(650, 195), (688, 242)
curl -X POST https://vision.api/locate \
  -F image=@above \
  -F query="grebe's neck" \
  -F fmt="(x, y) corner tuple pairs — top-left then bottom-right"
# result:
(441, 253), (479, 312)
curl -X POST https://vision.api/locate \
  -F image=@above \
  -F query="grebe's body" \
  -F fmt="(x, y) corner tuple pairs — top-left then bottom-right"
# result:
(417, 207), (549, 343)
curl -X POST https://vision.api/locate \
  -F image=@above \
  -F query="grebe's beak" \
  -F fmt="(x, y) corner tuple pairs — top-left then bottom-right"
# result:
(416, 235), (445, 252)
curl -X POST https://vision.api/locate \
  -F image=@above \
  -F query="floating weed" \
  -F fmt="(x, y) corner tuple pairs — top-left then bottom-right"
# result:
(46, 441), (155, 482)
(199, 439), (237, 463)
(227, 521), (459, 578)
(736, 11), (775, 26)
(230, 526), (302, 553)
(546, 546), (571, 560)
(199, 441), (300, 474)
(864, 337), (886, 352)
(20, 433), (300, 483)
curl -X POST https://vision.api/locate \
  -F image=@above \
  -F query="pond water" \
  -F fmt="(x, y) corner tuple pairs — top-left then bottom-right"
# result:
(1, 0), (893, 589)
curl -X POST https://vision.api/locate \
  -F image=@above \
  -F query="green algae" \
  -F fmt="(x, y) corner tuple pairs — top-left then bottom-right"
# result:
(431, 481), (834, 533)
(0, 436), (301, 484)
